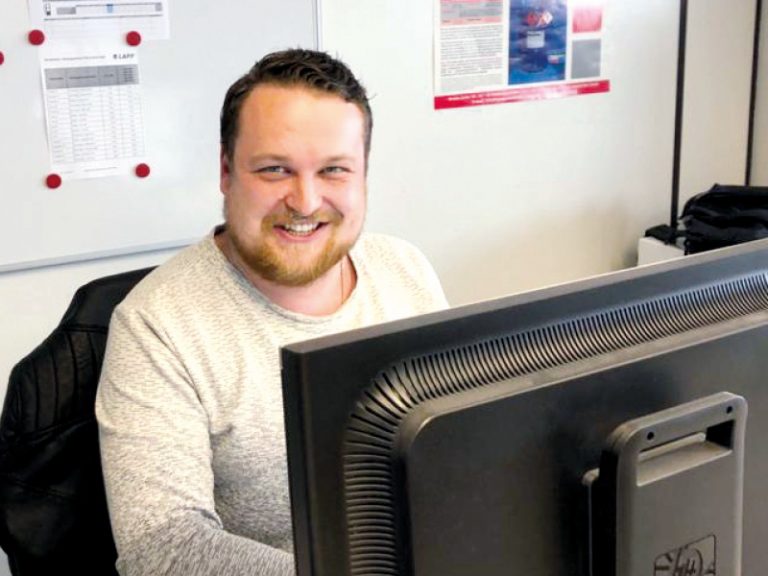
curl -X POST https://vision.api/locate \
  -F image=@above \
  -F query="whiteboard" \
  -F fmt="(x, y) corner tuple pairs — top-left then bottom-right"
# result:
(0, 0), (318, 271)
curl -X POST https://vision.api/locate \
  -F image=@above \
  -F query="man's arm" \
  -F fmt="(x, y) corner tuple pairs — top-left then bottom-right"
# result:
(96, 305), (295, 576)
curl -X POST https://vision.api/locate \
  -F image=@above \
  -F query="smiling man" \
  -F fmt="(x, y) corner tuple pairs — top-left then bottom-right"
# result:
(216, 80), (368, 315)
(95, 50), (447, 576)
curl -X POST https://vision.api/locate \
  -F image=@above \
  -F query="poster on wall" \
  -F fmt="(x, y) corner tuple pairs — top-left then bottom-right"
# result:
(25, 0), (163, 182)
(434, 0), (610, 110)
(28, 0), (170, 42)
(40, 46), (147, 180)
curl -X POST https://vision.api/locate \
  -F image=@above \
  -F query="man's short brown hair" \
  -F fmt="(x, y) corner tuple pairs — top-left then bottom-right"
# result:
(220, 49), (372, 163)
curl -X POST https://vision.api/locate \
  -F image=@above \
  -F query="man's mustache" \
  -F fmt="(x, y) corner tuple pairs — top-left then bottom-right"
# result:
(265, 208), (343, 226)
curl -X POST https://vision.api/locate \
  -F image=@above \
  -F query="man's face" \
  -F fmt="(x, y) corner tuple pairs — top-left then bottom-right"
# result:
(220, 83), (367, 287)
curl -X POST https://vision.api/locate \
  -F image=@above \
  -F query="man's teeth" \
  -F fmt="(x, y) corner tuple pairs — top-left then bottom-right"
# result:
(282, 222), (320, 235)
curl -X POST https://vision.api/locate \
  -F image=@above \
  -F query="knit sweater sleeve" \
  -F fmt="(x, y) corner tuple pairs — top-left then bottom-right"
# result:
(95, 302), (295, 576)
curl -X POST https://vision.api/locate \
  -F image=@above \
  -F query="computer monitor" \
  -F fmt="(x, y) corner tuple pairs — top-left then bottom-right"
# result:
(281, 239), (768, 576)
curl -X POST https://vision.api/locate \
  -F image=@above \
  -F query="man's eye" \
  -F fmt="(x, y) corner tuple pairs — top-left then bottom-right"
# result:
(258, 166), (288, 174)
(322, 166), (348, 175)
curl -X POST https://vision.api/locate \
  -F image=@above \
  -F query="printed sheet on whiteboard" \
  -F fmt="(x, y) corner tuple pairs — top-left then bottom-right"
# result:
(434, 0), (610, 110)
(28, 1), (170, 41)
(40, 45), (147, 180)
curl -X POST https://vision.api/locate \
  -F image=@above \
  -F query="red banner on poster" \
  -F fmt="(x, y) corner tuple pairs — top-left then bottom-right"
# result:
(434, 79), (610, 110)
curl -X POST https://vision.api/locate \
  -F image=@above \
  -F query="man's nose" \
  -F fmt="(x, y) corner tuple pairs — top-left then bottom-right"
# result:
(285, 176), (323, 217)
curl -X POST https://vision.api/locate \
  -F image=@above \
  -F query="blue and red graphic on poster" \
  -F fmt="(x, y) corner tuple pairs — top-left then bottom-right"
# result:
(509, 0), (567, 85)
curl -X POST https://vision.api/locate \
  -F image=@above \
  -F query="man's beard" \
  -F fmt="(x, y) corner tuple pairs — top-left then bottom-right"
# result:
(227, 207), (359, 287)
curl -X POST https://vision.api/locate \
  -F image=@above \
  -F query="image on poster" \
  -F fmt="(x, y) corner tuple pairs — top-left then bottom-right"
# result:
(509, 0), (568, 85)
(433, 0), (609, 110)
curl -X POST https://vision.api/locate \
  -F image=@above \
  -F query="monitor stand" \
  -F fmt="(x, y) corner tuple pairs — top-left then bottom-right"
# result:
(583, 391), (746, 576)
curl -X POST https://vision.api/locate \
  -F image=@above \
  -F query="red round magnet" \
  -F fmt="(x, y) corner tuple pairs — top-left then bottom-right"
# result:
(126, 31), (142, 46)
(28, 30), (46, 46)
(135, 163), (151, 178)
(46, 173), (62, 189)
(0, 52), (5, 66)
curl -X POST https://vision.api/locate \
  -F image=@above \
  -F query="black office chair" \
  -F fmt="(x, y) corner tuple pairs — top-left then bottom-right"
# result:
(0, 267), (154, 575)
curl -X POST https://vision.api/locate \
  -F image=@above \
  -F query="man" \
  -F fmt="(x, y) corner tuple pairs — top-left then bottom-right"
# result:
(95, 49), (447, 575)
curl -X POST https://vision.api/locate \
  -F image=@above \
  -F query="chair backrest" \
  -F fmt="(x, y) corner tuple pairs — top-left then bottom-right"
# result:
(0, 267), (154, 575)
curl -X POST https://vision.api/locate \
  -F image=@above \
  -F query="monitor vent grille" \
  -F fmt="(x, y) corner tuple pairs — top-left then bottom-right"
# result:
(343, 272), (768, 575)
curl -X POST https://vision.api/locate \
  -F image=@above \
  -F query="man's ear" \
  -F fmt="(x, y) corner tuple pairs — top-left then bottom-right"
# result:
(219, 146), (231, 194)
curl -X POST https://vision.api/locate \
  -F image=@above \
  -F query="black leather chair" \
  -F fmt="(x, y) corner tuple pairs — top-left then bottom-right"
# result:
(0, 267), (154, 575)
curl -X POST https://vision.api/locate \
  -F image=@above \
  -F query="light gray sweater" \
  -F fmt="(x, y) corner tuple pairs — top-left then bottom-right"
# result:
(95, 232), (447, 576)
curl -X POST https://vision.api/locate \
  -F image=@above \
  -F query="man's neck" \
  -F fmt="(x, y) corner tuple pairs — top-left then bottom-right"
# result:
(214, 231), (355, 316)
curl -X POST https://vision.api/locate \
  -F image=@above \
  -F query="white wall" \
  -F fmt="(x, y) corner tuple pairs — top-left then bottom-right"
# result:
(322, 0), (755, 304)
(323, 0), (668, 303)
(0, 1), (759, 574)
(679, 0), (756, 204)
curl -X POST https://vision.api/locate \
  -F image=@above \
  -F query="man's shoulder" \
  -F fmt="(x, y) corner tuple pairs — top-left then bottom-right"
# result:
(118, 236), (219, 313)
(354, 233), (447, 308)
(355, 233), (430, 265)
